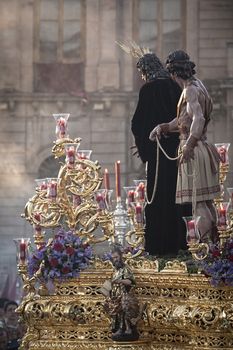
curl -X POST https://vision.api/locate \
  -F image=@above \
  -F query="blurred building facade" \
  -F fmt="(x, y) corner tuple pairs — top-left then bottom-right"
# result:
(0, 0), (233, 295)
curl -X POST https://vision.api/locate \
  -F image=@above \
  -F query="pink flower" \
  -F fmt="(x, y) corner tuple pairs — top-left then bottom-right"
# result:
(53, 242), (63, 252)
(212, 249), (220, 258)
(62, 266), (70, 274)
(49, 258), (59, 267)
(66, 247), (75, 256)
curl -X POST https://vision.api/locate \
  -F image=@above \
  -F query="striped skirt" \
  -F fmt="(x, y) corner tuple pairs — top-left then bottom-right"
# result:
(176, 140), (220, 204)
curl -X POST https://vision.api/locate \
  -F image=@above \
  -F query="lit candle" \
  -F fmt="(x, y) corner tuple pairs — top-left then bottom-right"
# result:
(137, 182), (145, 201)
(40, 181), (47, 190)
(115, 161), (121, 199)
(20, 239), (26, 262)
(48, 181), (57, 199)
(218, 208), (227, 227)
(136, 203), (143, 223)
(78, 153), (87, 160)
(187, 220), (195, 237)
(58, 117), (66, 138)
(104, 169), (110, 190)
(128, 190), (135, 203)
(96, 193), (106, 210)
(66, 146), (75, 167)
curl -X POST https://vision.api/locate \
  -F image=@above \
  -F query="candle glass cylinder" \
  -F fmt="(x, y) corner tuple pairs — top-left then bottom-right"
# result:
(53, 113), (70, 140)
(123, 186), (136, 209)
(64, 143), (79, 169)
(95, 189), (107, 211)
(76, 150), (92, 160)
(133, 179), (147, 203)
(105, 189), (113, 211)
(182, 216), (201, 245)
(215, 143), (230, 165)
(217, 202), (230, 229)
(13, 238), (31, 265)
(46, 178), (60, 202)
(131, 201), (145, 226)
(35, 178), (48, 191)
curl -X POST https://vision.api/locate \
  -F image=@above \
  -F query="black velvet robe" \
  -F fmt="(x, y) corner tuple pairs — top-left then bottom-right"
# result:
(131, 78), (191, 256)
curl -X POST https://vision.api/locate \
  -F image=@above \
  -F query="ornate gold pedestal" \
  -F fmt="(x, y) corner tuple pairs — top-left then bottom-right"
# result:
(19, 259), (233, 350)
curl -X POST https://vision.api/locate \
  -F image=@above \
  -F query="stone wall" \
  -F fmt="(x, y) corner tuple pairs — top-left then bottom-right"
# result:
(0, 0), (233, 296)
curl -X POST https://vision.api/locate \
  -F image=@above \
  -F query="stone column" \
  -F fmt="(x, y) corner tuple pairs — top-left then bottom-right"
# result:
(117, 0), (134, 92)
(19, 0), (34, 92)
(186, 0), (199, 71)
(97, 0), (120, 90)
(0, 0), (20, 90)
(84, 0), (100, 92)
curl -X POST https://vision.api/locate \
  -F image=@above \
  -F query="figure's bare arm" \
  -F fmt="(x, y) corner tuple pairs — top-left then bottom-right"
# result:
(185, 85), (205, 140)
(180, 85), (205, 162)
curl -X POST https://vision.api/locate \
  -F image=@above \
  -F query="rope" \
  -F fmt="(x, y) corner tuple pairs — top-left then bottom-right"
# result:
(145, 139), (160, 205)
(145, 135), (197, 217)
(145, 136), (181, 205)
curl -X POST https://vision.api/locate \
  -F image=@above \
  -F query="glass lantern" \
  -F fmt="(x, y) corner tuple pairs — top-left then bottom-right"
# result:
(182, 216), (201, 245)
(13, 238), (31, 264)
(35, 178), (48, 191)
(217, 202), (230, 229)
(215, 143), (230, 165)
(95, 189), (107, 211)
(46, 178), (60, 201)
(76, 150), (92, 160)
(53, 113), (70, 139)
(64, 143), (79, 169)
(133, 179), (146, 202)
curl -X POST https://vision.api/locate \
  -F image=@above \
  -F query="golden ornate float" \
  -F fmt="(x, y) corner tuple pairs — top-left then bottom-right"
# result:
(16, 115), (233, 350)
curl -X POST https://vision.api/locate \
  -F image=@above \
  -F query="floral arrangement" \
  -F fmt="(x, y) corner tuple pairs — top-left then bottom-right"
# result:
(198, 237), (233, 287)
(28, 229), (92, 281)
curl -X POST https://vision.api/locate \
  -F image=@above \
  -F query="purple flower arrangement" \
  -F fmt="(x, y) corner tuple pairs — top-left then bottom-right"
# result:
(198, 237), (233, 287)
(28, 229), (92, 281)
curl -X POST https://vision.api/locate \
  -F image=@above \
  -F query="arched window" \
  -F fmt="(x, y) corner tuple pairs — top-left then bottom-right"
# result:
(34, 0), (85, 93)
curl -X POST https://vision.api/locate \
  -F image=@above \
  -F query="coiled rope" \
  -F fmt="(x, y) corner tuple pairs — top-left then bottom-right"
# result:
(145, 135), (196, 216)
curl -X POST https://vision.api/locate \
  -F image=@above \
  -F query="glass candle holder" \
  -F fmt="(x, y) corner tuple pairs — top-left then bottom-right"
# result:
(215, 143), (230, 165)
(35, 178), (48, 191)
(64, 143), (78, 169)
(130, 201), (145, 225)
(217, 202), (230, 229)
(76, 150), (92, 160)
(53, 113), (70, 139)
(182, 216), (201, 245)
(46, 178), (60, 201)
(123, 186), (136, 209)
(105, 189), (113, 211)
(133, 179), (146, 202)
(13, 238), (31, 264)
(95, 189), (107, 211)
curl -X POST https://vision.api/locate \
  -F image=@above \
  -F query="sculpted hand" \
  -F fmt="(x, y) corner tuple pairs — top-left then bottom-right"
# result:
(149, 123), (169, 141)
(180, 145), (194, 163)
(180, 135), (197, 163)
